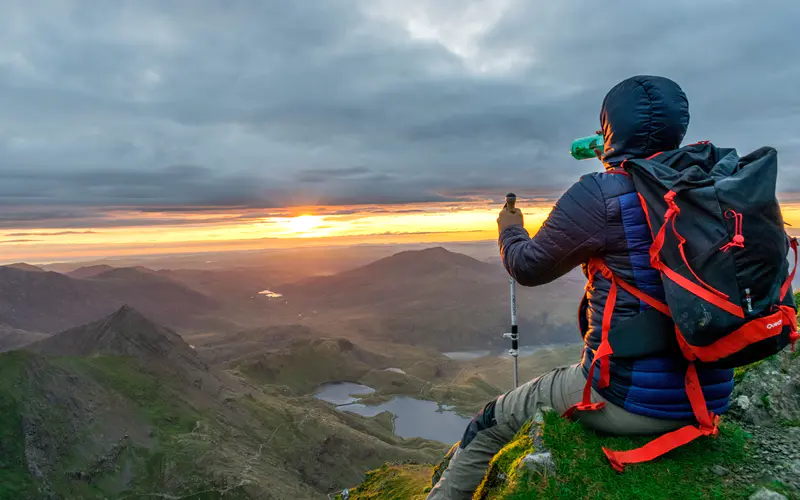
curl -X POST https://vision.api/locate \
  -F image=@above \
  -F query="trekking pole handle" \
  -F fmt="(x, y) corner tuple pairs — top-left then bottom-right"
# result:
(505, 193), (517, 213)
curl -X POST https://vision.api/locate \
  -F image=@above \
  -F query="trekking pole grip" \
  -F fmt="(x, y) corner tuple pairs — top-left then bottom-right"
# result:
(505, 193), (517, 213)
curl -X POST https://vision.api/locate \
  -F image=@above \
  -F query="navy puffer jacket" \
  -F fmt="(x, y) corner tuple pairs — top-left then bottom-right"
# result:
(499, 76), (734, 420)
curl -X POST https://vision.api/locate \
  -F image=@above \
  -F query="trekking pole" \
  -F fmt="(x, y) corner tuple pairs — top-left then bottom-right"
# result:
(502, 193), (520, 389)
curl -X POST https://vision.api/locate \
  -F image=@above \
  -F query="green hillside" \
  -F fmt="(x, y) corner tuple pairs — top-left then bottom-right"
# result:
(0, 349), (444, 499)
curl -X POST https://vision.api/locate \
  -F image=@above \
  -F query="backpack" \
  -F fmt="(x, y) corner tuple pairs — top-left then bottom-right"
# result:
(565, 141), (799, 472)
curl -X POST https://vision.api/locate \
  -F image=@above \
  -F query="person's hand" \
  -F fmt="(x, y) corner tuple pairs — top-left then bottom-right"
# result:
(497, 205), (524, 233)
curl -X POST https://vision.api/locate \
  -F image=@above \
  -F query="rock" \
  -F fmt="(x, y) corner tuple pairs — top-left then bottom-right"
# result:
(533, 407), (550, 425)
(520, 452), (556, 476)
(710, 465), (729, 477)
(431, 442), (459, 488)
(528, 424), (546, 452)
(736, 395), (752, 412)
(731, 350), (800, 426)
(748, 487), (787, 500)
(529, 406), (552, 451)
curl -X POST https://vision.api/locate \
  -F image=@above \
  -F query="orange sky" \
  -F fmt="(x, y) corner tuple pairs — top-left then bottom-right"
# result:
(0, 198), (554, 263)
(3, 197), (800, 264)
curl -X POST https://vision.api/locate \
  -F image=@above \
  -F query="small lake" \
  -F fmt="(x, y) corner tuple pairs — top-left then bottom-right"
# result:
(258, 289), (283, 298)
(314, 382), (471, 444)
(314, 382), (375, 405)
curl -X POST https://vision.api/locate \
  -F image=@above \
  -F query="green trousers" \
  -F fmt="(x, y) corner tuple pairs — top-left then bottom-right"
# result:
(426, 364), (690, 500)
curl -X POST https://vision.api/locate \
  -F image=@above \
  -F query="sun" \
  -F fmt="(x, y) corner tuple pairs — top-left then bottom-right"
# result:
(285, 215), (324, 234)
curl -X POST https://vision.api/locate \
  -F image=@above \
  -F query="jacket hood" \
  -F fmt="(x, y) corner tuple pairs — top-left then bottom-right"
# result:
(600, 76), (690, 168)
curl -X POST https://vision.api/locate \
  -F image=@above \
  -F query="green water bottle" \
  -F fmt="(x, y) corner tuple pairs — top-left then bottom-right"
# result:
(570, 134), (604, 160)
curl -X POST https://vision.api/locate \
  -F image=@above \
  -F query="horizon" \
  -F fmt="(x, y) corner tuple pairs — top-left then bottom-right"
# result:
(5, 193), (800, 265)
(0, 196), (559, 263)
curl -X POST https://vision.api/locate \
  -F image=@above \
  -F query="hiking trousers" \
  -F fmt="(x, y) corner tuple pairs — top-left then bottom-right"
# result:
(426, 364), (690, 500)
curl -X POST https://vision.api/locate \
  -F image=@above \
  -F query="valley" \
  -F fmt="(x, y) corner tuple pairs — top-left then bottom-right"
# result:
(0, 244), (584, 499)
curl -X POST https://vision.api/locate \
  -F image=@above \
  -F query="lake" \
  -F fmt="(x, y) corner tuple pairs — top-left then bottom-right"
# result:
(314, 382), (472, 444)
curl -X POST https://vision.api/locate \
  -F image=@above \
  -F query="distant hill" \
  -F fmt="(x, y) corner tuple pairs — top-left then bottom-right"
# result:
(281, 247), (585, 350)
(157, 267), (299, 301)
(3, 263), (46, 272)
(0, 265), (222, 333)
(92, 266), (172, 283)
(67, 265), (115, 279)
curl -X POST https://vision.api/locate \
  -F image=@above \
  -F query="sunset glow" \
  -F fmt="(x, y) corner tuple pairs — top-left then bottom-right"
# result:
(0, 198), (557, 263)
(281, 215), (327, 236)
(3, 197), (800, 264)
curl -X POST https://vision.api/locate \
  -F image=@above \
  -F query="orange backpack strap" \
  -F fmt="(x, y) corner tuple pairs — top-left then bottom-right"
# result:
(602, 358), (719, 472)
(563, 259), (671, 419)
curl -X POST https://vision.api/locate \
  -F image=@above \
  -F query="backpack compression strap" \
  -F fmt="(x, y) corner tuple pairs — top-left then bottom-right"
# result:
(603, 360), (720, 473)
(563, 259), (671, 419)
(643, 191), (745, 318)
(562, 258), (723, 472)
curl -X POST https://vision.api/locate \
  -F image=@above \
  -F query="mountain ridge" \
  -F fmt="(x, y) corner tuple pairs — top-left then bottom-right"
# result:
(282, 246), (584, 350)
(0, 265), (223, 334)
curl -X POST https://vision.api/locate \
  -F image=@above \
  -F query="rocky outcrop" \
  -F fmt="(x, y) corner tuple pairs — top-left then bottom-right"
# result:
(726, 349), (800, 494)
(729, 349), (800, 426)
(749, 487), (789, 500)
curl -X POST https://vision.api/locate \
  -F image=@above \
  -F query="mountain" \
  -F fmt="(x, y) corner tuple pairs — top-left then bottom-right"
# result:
(28, 305), (205, 367)
(0, 265), (222, 333)
(157, 266), (298, 301)
(0, 308), (446, 499)
(281, 247), (586, 350)
(3, 263), (46, 272)
(67, 265), (115, 279)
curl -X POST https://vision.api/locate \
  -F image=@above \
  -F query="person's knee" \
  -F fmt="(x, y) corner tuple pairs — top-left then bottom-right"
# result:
(459, 397), (499, 449)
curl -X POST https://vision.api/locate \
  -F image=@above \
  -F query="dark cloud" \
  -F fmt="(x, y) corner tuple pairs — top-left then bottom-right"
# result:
(0, 239), (41, 244)
(0, 0), (797, 228)
(295, 166), (373, 183)
(6, 230), (97, 237)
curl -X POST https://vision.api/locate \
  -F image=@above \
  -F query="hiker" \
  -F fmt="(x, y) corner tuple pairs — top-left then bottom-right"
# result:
(427, 74), (797, 499)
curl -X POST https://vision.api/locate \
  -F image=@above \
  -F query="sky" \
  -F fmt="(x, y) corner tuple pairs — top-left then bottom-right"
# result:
(1, 0), (799, 262)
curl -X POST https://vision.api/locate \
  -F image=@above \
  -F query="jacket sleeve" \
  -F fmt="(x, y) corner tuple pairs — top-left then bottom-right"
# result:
(499, 174), (607, 286)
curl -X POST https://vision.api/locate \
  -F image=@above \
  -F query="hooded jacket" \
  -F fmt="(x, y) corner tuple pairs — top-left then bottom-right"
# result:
(499, 76), (734, 419)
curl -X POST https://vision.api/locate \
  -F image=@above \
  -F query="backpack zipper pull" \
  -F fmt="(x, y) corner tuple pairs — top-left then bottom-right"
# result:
(720, 210), (745, 252)
(745, 288), (753, 313)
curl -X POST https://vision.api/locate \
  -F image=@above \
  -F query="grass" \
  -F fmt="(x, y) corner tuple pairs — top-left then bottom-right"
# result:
(0, 352), (37, 499)
(476, 411), (754, 500)
(337, 463), (433, 500)
(73, 356), (200, 436)
(342, 411), (762, 500)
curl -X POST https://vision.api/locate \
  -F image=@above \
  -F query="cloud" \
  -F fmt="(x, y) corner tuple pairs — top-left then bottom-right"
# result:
(295, 166), (374, 183)
(0, 0), (797, 228)
(6, 230), (97, 237)
(0, 239), (41, 244)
